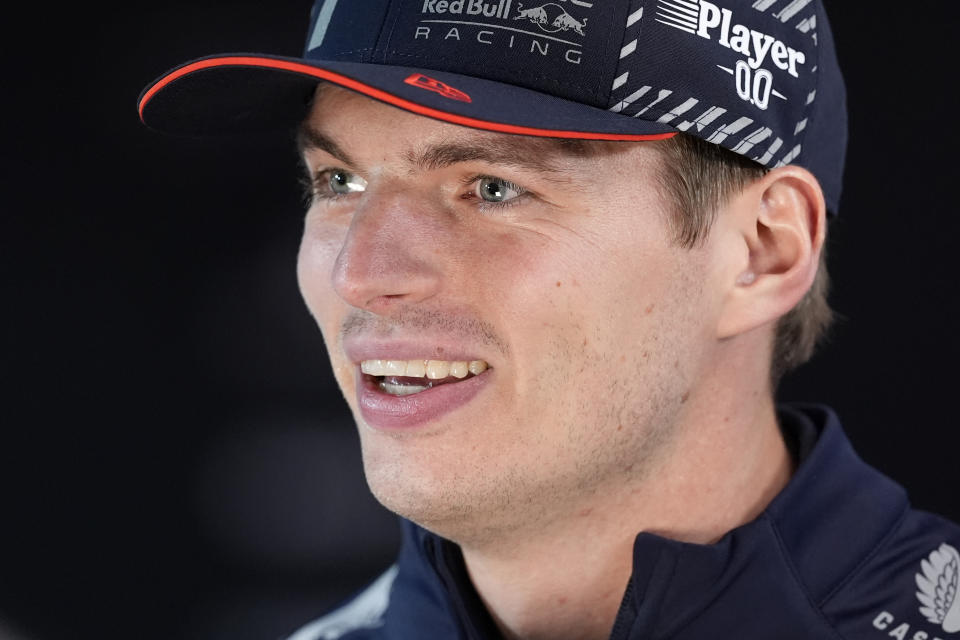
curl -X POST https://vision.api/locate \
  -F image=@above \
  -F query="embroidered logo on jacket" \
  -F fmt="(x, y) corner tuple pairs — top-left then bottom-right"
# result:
(917, 543), (960, 633)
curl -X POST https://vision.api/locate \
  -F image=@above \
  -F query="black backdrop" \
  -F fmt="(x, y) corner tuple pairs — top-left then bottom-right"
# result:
(4, 2), (958, 639)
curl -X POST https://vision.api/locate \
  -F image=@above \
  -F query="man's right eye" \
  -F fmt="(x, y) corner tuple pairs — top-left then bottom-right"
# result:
(311, 169), (367, 199)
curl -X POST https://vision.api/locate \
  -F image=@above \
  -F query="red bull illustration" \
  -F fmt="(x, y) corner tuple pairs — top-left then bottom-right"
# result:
(514, 3), (587, 35)
(514, 4), (548, 24)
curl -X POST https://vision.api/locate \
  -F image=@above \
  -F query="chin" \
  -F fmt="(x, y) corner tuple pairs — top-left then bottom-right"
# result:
(359, 441), (515, 542)
(365, 470), (469, 537)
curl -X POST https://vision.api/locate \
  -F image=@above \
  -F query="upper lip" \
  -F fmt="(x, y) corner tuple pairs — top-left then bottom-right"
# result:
(343, 336), (492, 367)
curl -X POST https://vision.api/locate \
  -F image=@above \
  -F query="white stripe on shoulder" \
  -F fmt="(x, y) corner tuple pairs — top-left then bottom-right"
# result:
(287, 566), (399, 640)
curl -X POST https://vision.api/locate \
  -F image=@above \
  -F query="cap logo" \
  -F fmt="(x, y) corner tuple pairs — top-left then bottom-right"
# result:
(655, 0), (806, 111)
(404, 73), (473, 102)
(421, 0), (513, 19)
(514, 3), (588, 36)
(415, 0), (590, 67)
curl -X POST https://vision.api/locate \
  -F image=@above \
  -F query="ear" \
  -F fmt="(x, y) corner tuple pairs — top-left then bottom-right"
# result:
(715, 166), (826, 340)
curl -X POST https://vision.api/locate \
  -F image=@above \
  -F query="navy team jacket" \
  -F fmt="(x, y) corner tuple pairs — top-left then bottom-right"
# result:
(288, 405), (960, 640)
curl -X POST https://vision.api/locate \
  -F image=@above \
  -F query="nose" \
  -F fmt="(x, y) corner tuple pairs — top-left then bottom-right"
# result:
(331, 188), (444, 314)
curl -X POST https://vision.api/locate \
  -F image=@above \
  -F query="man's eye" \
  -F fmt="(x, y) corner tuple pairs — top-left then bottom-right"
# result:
(310, 169), (367, 200)
(475, 176), (525, 204)
(328, 170), (367, 195)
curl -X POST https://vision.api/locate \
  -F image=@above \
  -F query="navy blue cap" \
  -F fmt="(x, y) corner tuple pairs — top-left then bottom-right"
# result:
(139, 0), (847, 211)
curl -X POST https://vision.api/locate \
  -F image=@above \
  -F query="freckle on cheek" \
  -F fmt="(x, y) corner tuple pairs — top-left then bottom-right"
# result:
(556, 281), (562, 287)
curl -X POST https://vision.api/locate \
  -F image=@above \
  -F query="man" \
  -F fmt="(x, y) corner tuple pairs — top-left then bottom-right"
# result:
(139, 1), (960, 638)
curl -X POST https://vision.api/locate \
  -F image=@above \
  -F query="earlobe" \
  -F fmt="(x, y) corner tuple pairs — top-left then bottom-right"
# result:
(716, 166), (826, 340)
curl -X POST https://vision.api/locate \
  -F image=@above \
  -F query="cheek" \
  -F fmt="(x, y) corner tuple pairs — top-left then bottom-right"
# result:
(486, 223), (696, 402)
(297, 216), (351, 372)
(479, 230), (577, 340)
(297, 215), (345, 315)
(482, 220), (663, 334)
(473, 230), (618, 410)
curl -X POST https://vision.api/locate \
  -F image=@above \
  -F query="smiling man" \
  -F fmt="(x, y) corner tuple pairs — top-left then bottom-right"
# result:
(139, 1), (960, 639)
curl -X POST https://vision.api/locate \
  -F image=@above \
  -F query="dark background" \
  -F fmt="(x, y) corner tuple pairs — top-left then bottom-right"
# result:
(3, 2), (958, 639)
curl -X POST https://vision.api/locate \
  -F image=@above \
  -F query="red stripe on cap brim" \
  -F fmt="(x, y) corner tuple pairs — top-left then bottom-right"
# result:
(139, 55), (678, 142)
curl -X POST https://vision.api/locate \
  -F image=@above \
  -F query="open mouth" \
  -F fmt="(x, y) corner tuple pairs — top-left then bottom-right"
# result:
(360, 359), (490, 397)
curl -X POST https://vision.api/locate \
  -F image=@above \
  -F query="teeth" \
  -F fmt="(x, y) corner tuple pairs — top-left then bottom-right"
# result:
(468, 360), (488, 375)
(380, 381), (429, 396)
(360, 360), (383, 375)
(404, 360), (426, 377)
(383, 359), (406, 375)
(360, 358), (490, 378)
(426, 360), (451, 379)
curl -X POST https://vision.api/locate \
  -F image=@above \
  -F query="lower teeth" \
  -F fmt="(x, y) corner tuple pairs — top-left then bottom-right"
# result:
(377, 371), (481, 396)
(380, 381), (431, 396)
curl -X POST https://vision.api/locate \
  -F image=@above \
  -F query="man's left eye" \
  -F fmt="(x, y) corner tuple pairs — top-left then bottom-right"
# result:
(475, 176), (526, 204)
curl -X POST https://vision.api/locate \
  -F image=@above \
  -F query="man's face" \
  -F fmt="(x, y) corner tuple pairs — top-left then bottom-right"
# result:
(297, 86), (720, 542)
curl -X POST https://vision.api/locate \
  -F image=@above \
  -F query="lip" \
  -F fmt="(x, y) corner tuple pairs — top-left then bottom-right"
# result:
(356, 366), (492, 431)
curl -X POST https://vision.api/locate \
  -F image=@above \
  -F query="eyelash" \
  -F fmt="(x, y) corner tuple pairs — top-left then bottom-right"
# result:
(299, 175), (315, 208)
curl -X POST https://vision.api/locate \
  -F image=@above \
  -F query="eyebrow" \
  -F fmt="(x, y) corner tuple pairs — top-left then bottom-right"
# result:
(405, 136), (594, 177)
(297, 121), (603, 179)
(296, 124), (358, 168)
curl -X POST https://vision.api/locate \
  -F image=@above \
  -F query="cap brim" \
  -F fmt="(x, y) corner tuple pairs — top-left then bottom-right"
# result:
(138, 54), (677, 141)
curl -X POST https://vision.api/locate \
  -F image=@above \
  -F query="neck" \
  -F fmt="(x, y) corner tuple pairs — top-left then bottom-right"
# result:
(460, 385), (793, 640)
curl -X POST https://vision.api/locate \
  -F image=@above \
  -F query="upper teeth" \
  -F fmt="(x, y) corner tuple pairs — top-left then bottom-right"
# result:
(361, 359), (489, 379)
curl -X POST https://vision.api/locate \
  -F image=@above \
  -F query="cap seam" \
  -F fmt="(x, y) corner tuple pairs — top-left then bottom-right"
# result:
(323, 48), (376, 57)
(378, 0), (406, 64)
(594, 2), (626, 107)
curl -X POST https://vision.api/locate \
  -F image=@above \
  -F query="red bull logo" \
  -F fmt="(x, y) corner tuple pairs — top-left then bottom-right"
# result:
(422, 0), (513, 19)
(412, 0), (589, 68)
(514, 3), (587, 36)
